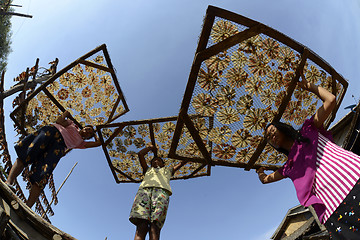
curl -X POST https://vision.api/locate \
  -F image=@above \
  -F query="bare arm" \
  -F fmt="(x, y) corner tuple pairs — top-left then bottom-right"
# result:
(172, 161), (187, 175)
(83, 134), (101, 148)
(299, 72), (336, 129)
(138, 145), (156, 174)
(256, 167), (285, 184)
(55, 110), (71, 127)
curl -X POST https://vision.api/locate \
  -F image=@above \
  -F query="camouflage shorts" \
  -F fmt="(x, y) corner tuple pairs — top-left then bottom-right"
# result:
(129, 187), (170, 229)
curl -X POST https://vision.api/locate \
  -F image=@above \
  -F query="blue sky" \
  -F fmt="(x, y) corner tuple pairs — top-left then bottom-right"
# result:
(4, 0), (360, 239)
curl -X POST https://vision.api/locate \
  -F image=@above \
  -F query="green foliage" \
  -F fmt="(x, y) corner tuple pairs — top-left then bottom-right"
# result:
(0, 0), (13, 72)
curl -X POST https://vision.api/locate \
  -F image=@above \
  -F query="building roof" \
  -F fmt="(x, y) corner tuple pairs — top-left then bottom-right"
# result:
(0, 179), (77, 239)
(271, 205), (328, 240)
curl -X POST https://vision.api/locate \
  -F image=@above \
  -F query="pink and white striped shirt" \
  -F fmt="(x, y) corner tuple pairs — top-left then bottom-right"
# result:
(313, 133), (360, 223)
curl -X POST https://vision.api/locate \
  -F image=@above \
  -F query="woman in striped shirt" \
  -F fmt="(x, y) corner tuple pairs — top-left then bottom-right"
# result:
(256, 71), (360, 239)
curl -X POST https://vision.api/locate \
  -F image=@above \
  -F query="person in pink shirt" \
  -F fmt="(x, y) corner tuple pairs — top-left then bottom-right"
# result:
(256, 72), (360, 239)
(5, 110), (101, 208)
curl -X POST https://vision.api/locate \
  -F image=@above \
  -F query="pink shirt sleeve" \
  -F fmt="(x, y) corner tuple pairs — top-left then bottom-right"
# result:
(53, 120), (86, 149)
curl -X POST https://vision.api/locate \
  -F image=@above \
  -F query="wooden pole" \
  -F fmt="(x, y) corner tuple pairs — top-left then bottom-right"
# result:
(0, 11), (32, 18)
(1, 0), (32, 18)
(41, 162), (78, 218)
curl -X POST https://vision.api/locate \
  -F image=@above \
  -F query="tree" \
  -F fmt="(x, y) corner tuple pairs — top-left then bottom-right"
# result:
(0, 0), (13, 72)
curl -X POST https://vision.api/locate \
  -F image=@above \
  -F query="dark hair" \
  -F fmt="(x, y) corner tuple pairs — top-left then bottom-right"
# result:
(151, 156), (164, 165)
(266, 121), (309, 156)
(83, 125), (95, 140)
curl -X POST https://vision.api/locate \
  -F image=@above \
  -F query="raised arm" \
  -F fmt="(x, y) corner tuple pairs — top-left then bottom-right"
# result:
(172, 161), (187, 175)
(298, 71), (336, 129)
(256, 167), (285, 184)
(56, 110), (72, 127)
(83, 133), (101, 148)
(138, 145), (156, 174)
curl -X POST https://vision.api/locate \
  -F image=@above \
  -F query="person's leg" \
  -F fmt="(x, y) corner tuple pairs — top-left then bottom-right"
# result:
(26, 128), (65, 208)
(149, 223), (161, 240)
(130, 188), (152, 238)
(5, 158), (25, 185)
(26, 183), (42, 207)
(8, 127), (51, 186)
(134, 220), (149, 240)
(27, 153), (63, 208)
(148, 188), (169, 238)
(26, 137), (65, 208)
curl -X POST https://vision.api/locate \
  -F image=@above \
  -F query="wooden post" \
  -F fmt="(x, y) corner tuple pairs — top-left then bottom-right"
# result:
(0, 0), (32, 18)
(0, 206), (10, 237)
(180, 111), (212, 165)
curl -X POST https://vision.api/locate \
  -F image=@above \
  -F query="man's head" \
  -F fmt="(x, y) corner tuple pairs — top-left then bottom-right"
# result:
(151, 156), (165, 168)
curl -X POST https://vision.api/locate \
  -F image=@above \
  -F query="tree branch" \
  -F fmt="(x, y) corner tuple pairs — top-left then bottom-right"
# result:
(0, 73), (53, 99)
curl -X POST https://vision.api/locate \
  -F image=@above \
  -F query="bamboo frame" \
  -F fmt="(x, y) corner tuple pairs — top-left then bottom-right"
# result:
(10, 44), (129, 136)
(169, 5), (348, 171)
(245, 48), (310, 170)
(97, 115), (211, 183)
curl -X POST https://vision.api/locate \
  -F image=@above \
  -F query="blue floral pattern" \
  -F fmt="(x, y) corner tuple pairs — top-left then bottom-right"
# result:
(325, 180), (360, 239)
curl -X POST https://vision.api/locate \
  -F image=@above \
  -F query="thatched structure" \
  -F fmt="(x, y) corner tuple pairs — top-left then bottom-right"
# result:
(271, 205), (329, 240)
(0, 180), (76, 240)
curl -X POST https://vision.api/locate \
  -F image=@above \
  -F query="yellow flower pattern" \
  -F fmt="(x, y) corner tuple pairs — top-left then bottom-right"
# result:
(11, 46), (128, 135)
(10, 12), (347, 184)
(99, 117), (210, 182)
(182, 15), (346, 170)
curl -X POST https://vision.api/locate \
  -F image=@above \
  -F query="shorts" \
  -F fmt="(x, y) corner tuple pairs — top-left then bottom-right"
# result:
(129, 187), (170, 229)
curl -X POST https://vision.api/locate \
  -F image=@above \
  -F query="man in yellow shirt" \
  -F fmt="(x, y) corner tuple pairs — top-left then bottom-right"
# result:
(129, 145), (185, 240)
